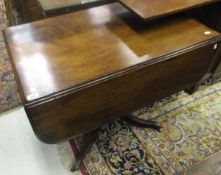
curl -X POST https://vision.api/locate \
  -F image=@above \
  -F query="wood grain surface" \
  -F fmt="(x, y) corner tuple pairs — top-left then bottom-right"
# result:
(3, 3), (220, 103)
(3, 3), (221, 143)
(178, 151), (221, 175)
(118, 0), (220, 20)
(26, 44), (219, 143)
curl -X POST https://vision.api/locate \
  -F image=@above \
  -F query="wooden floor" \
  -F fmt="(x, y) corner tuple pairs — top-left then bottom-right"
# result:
(178, 151), (221, 175)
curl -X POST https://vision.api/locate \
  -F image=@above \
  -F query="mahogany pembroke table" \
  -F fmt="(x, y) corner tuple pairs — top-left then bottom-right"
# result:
(3, 0), (221, 171)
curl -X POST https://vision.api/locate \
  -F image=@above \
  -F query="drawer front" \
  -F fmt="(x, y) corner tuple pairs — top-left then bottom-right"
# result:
(26, 43), (217, 143)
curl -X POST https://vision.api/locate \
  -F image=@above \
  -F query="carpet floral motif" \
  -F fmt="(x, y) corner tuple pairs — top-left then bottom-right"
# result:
(131, 81), (221, 174)
(71, 79), (221, 175)
(96, 120), (162, 175)
(0, 1), (21, 113)
(0, 0), (220, 173)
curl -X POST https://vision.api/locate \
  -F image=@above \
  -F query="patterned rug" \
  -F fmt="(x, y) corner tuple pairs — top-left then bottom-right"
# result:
(1, 1), (221, 174)
(57, 79), (221, 175)
(0, 1), (21, 114)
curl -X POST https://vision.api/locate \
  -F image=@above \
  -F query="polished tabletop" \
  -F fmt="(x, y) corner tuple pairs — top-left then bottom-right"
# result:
(119, 0), (220, 20)
(3, 3), (219, 104)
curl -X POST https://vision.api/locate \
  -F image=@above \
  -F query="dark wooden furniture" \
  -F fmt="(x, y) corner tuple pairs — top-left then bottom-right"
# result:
(13, 0), (114, 22)
(119, 0), (220, 20)
(178, 151), (221, 175)
(14, 0), (44, 22)
(37, 0), (114, 16)
(213, 60), (221, 77)
(188, 1), (221, 78)
(3, 1), (221, 172)
(4, 3), (221, 143)
(208, 44), (221, 78)
(14, 0), (221, 77)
